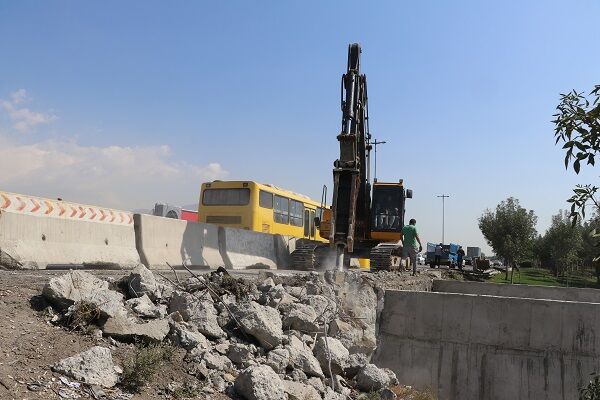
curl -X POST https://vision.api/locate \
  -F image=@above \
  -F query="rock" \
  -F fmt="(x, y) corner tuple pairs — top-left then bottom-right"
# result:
(285, 286), (305, 299)
(355, 363), (391, 392)
(42, 271), (126, 318)
(214, 343), (230, 355)
(128, 264), (161, 301)
(313, 337), (349, 376)
(202, 351), (233, 371)
(265, 348), (289, 374)
(343, 353), (368, 378)
(328, 318), (375, 356)
(288, 368), (308, 382)
(234, 365), (286, 400)
(383, 368), (398, 386)
(330, 375), (351, 396)
(283, 380), (321, 400)
(306, 376), (325, 394)
(258, 277), (276, 292)
(126, 294), (165, 318)
(169, 291), (225, 339)
(282, 303), (320, 332)
(286, 336), (324, 378)
(103, 315), (169, 342)
(227, 343), (255, 367)
(170, 323), (210, 350)
(52, 346), (118, 388)
(323, 387), (347, 400)
(232, 302), (283, 350)
(380, 387), (398, 400)
(302, 295), (334, 322)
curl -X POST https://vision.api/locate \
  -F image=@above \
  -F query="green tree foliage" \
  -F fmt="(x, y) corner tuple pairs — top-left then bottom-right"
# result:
(478, 198), (538, 279)
(553, 85), (600, 223)
(536, 211), (584, 277)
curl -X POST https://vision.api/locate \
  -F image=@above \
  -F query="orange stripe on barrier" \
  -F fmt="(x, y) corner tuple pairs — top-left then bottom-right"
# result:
(16, 197), (26, 211)
(89, 208), (96, 220)
(30, 199), (40, 213)
(100, 209), (107, 221)
(59, 204), (66, 216)
(128, 214), (133, 224)
(44, 201), (53, 215)
(78, 206), (86, 219)
(1, 194), (10, 209)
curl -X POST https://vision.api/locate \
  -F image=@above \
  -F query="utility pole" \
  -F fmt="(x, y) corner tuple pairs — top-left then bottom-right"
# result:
(437, 194), (450, 243)
(370, 139), (387, 180)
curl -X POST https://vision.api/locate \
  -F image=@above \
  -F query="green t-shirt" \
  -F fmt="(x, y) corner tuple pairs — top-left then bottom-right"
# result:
(402, 224), (419, 249)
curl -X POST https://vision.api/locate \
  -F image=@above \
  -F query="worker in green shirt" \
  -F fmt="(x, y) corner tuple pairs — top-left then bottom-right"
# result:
(400, 218), (423, 276)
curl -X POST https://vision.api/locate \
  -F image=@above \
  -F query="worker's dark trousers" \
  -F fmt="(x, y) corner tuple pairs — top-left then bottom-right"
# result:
(434, 255), (441, 266)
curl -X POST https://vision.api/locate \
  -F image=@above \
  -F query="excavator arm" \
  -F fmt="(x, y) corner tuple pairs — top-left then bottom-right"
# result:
(329, 43), (372, 265)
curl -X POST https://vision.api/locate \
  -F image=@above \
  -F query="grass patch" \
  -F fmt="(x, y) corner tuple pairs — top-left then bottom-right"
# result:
(393, 386), (437, 400)
(68, 301), (102, 329)
(490, 267), (600, 288)
(121, 342), (175, 393)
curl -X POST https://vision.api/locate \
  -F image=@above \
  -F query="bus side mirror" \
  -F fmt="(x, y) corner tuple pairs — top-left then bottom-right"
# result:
(406, 189), (413, 199)
(314, 217), (321, 228)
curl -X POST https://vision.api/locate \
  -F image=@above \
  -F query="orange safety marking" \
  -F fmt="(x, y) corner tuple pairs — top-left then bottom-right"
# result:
(89, 208), (97, 220)
(58, 204), (66, 216)
(16, 197), (26, 211)
(44, 201), (54, 215)
(79, 206), (86, 219)
(1, 194), (10, 209)
(100, 209), (107, 221)
(30, 199), (40, 213)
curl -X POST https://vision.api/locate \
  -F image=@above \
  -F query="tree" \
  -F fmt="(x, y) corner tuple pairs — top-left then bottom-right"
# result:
(538, 211), (584, 277)
(479, 198), (538, 281)
(553, 85), (600, 223)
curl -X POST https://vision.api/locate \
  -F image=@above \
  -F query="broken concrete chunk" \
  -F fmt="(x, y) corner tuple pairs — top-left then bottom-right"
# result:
(286, 336), (324, 378)
(126, 294), (165, 319)
(355, 363), (392, 391)
(234, 365), (286, 400)
(282, 303), (319, 332)
(42, 271), (126, 319)
(189, 302), (227, 339)
(170, 323), (210, 350)
(201, 351), (233, 371)
(265, 348), (289, 374)
(128, 264), (161, 301)
(103, 315), (169, 342)
(343, 353), (368, 378)
(313, 337), (349, 376)
(283, 380), (321, 400)
(52, 346), (118, 388)
(232, 301), (283, 350)
(227, 343), (255, 367)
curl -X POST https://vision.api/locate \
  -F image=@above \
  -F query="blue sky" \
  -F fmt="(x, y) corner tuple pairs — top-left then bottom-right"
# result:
(1, 1), (599, 253)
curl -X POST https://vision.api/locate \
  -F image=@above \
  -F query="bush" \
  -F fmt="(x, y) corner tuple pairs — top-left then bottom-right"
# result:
(580, 373), (600, 400)
(68, 301), (102, 329)
(121, 342), (174, 393)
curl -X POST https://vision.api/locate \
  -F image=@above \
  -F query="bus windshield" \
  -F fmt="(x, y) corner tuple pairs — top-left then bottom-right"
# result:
(202, 188), (250, 206)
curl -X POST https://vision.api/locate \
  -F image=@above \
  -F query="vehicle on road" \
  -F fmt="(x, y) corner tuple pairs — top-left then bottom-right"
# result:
(417, 253), (426, 265)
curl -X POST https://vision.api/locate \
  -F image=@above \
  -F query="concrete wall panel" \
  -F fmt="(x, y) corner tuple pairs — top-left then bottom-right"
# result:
(374, 290), (600, 400)
(134, 214), (223, 270)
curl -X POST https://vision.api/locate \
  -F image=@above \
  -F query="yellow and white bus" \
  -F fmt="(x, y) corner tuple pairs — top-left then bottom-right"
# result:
(198, 181), (327, 242)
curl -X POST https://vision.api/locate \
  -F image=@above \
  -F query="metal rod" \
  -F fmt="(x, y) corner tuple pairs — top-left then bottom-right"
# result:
(371, 139), (386, 180)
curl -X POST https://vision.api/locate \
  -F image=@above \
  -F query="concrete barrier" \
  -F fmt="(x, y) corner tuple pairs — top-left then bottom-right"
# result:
(219, 227), (292, 269)
(433, 279), (600, 302)
(374, 290), (600, 400)
(0, 191), (139, 269)
(134, 214), (224, 270)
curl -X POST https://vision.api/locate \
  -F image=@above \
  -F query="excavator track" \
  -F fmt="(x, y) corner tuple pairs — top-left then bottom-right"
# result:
(291, 240), (337, 270)
(369, 243), (403, 272)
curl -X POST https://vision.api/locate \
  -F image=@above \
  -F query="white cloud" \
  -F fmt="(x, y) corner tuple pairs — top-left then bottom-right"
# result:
(0, 89), (57, 132)
(0, 90), (228, 210)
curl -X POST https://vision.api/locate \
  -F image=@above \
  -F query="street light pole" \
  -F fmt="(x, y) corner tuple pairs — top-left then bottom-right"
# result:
(371, 139), (387, 180)
(437, 194), (450, 243)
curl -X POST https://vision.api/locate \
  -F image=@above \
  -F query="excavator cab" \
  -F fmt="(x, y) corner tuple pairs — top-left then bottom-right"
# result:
(370, 181), (412, 241)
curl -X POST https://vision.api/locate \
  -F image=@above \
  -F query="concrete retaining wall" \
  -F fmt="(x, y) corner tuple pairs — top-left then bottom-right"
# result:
(219, 227), (292, 270)
(0, 191), (139, 269)
(433, 279), (600, 302)
(374, 290), (600, 400)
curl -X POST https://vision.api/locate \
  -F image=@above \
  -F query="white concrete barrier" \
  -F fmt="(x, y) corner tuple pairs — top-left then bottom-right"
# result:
(219, 227), (292, 270)
(0, 191), (139, 269)
(134, 214), (224, 270)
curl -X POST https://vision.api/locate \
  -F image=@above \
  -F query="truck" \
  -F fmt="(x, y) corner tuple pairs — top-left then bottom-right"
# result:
(426, 242), (460, 267)
(294, 43), (413, 271)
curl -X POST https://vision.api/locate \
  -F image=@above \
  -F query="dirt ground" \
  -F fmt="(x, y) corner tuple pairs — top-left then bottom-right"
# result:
(0, 269), (230, 400)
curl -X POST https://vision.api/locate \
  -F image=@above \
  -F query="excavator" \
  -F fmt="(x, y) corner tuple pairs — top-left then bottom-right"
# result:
(291, 43), (412, 271)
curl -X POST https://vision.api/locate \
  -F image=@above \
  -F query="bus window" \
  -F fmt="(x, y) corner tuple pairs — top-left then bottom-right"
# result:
(304, 209), (310, 237)
(310, 210), (316, 237)
(203, 188), (250, 206)
(290, 200), (303, 227)
(274, 195), (289, 224)
(259, 190), (273, 209)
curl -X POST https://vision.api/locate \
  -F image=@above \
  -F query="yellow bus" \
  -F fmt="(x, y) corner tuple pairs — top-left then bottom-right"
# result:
(198, 181), (327, 242)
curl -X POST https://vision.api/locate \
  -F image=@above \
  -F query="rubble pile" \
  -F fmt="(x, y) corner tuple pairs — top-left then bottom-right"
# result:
(39, 266), (429, 399)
